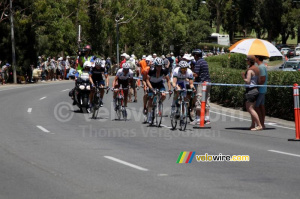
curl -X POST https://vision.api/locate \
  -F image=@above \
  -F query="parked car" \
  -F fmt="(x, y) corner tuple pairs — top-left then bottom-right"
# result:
(295, 47), (300, 56)
(279, 60), (300, 71)
(276, 44), (289, 50)
(281, 47), (290, 55)
(289, 56), (300, 61)
(286, 49), (295, 58)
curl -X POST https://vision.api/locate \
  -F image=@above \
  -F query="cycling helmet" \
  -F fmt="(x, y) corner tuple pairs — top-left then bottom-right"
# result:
(95, 58), (102, 66)
(179, 61), (189, 68)
(154, 57), (164, 66)
(192, 49), (202, 57)
(122, 63), (130, 69)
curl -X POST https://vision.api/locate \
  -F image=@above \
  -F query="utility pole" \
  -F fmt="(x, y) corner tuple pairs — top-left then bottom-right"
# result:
(10, 0), (17, 84)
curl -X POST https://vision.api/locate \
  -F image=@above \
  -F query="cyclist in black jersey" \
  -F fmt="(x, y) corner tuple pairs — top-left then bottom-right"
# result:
(146, 57), (171, 123)
(89, 58), (109, 108)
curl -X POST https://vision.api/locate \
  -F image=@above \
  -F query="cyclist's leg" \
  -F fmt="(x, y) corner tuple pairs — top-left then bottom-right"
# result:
(123, 88), (129, 107)
(89, 85), (95, 106)
(147, 89), (154, 111)
(100, 81), (105, 99)
(160, 86), (166, 102)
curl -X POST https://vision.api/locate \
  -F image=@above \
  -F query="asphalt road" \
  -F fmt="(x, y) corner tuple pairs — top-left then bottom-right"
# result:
(0, 79), (299, 199)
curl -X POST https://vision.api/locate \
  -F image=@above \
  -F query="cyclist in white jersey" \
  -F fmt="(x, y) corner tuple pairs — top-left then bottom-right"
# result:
(171, 61), (196, 111)
(112, 63), (133, 109)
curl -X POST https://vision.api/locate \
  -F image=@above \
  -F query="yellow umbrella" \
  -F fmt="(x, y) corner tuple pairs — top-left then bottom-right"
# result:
(228, 39), (250, 51)
(229, 38), (282, 57)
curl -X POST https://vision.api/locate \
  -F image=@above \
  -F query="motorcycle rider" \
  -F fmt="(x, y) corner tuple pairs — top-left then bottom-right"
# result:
(70, 60), (92, 106)
(89, 58), (109, 108)
(112, 63), (133, 110)
(77, 45), (93, 74)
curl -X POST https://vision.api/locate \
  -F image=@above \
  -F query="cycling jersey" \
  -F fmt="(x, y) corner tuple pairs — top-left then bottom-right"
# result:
(116, 68), (133, 80)
(148, 68), (168, 88)
(172, 67), (193, 88)
(89, 67), (107, 83)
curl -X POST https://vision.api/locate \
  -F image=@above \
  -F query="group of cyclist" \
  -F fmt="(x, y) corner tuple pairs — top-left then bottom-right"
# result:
(72, 45), (211, 125)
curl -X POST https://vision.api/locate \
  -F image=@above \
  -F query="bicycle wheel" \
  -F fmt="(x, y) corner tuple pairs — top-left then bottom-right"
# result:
(150, 106), (155, 126)
(180, 102), (188, 131)
(156, 101), (163, 127)
(92, 94), (99, 119)
(116, 98), (121, 120)
(170, 107), (177, 130)
(188, 105), (197, 122)
(122, 107), (127, 121)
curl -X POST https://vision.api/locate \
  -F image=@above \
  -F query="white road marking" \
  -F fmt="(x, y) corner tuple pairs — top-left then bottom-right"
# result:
(210, 110), (294, 130)
(61, 89), (70, 92)
(158, 174), (168, 176)
(268, 150), (300, 158)
(39, 96), (47, 100)
(36, 126), (53, 134)
(160, 124), (172, 129)
(104, 156), (149, 171)
(27, 108), (32, 113)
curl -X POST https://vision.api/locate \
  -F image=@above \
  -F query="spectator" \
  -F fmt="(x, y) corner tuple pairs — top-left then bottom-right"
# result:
(190, 49), (211, 125)
(166, 53), (173, 76)
(106, 57), (111, 73)
(120, 53), (127, 68)
(50, 57), (56, 81)
(1, 63), (9, 85)
(65, 56), (71, 79)
(242, 55), (262, 131)
(162, 55), (170, 70)
(255, 55), (268, 130)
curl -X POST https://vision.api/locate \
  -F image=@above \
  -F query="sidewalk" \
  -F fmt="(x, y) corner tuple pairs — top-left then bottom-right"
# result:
(210, 103), (295, 129)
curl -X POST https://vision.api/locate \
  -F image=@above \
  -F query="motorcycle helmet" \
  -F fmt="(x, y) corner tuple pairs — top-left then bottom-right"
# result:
(83, 61), (92, 69)
(84, 45), (92, 51)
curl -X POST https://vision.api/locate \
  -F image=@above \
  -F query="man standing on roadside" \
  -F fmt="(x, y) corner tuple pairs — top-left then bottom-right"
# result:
(255, 55), (268, 129)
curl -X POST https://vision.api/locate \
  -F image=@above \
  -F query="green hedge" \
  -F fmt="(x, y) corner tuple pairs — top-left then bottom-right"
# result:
(205, 53), (247, 69)
(209, 61), (298, 121)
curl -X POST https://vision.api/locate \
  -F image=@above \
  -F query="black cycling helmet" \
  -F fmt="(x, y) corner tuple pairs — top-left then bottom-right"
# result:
(192, 49), (202, 57)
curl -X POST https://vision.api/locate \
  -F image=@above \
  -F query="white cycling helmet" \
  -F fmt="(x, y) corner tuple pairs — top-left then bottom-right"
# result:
(154, 57), (164, 66)
(122, 63), (130, 69)
(179, 60), (189, 68)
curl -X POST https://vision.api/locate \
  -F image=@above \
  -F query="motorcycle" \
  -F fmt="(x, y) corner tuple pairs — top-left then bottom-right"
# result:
(74, 72), (91, 113)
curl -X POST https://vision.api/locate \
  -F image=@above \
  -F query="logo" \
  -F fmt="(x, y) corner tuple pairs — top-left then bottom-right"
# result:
(176, 151), (196, 164)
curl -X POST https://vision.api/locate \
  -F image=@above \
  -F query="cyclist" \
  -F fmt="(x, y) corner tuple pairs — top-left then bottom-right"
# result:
(112, 63), (133, 111)
(146, 57), (172, 123)
(171, 60), (196, 114)
(141, 57), (152, 115)
(89, 58), (109, 109)
(190, 49), (211, 125)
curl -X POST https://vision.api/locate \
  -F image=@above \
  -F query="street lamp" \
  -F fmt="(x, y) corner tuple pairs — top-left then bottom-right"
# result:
(9, 0), (17, 84)
(115, 15), (124, 68)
